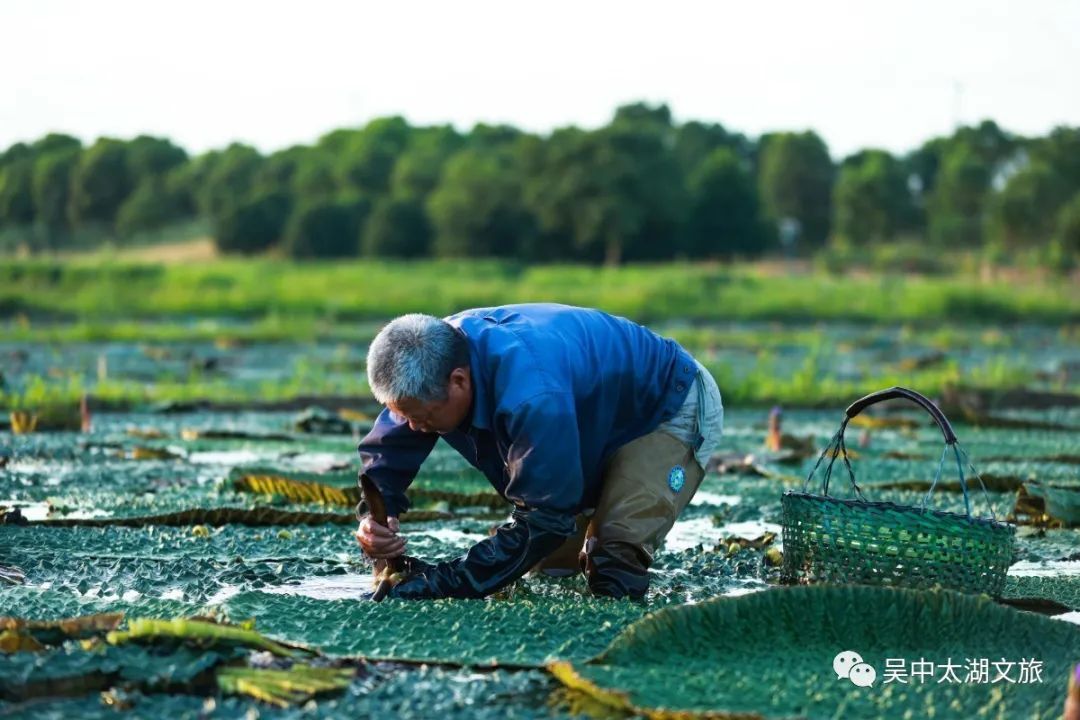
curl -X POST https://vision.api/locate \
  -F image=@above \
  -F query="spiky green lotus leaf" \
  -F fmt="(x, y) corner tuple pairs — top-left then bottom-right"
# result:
(216, 664), (354, 707)
(31, 507), (450, 528)
(549, 585), (1080, 719)
(233, 474), (359, 506)
(106, 618), (312, 659)
(0, 612), (123, 646)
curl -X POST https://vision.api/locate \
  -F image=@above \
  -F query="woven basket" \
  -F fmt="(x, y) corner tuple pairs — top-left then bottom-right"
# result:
(781, 387), (1016, 596)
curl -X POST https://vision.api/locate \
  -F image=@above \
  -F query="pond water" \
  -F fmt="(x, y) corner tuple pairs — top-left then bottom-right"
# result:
(1, 323), (1078, 717)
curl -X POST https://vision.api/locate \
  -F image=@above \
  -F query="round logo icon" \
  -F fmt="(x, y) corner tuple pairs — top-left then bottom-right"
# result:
(668, 465), (686, 493)
(834, 650), (863, 679)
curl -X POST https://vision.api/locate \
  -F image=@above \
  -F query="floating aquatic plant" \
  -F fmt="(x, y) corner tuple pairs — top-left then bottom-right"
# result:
(549, 585), (1080, 719)
(216, 664), (354, 707)
(106, 618), (312, 659)
(233, 473), (359, 506)
(0, 613), (123, 647)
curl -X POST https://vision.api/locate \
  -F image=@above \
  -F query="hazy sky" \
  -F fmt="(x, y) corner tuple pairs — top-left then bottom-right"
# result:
(2, 0), (1077, 159)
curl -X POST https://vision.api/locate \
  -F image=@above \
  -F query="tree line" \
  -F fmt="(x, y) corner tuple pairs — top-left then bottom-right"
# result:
(1, 103), (1078, 264)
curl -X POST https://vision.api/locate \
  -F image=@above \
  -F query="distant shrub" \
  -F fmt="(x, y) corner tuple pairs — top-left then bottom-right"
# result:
(283, 198), (369, 259)
(214, 192), (292, 255)
(361, 197), (430, 258)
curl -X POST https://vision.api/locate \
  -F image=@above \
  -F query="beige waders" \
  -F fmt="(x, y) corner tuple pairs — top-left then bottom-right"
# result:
(534, 361), (724, 598)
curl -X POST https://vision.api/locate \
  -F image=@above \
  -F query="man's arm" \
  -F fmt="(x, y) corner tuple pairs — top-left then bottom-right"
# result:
(387, 391), (583, 599)
(357, 407), (439, 518)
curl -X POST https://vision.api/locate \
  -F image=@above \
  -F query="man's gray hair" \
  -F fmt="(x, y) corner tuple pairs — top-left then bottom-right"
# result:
(366, 314), (469, 404)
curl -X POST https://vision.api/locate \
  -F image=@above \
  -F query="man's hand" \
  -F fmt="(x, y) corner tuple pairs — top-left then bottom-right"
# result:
(355, 515), (406, 559)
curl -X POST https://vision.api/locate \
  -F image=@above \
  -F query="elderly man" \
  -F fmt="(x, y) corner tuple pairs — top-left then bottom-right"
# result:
(354, 303), (723, 600)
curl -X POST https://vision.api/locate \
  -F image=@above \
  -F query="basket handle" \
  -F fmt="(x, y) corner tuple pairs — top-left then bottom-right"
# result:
(805, 386), (999, 521)
(844, 386), (957, 445)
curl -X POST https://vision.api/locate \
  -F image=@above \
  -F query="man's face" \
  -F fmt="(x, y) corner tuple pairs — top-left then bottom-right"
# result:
(386, 367), (472, 435)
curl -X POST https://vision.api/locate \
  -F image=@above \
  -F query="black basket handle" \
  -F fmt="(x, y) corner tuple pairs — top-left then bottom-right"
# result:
(844, 386), (957, 445)
(804, 386), (998, 521)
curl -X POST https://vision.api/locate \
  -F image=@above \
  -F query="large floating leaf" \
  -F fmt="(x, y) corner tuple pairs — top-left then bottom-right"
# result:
(15, 665), (558, 720)
(0, 587), (195, 624)
(222, 590), (649, 667)
(217, 664), (354, 707)
(0, 642), (238, 701)
(1, 524), (365, 563)
(29, 507), (451, 528)
(983, 453), (1080, 465)
(180, 428), (297, 442)
(231, 469), (509, 511)
(9, 551), (355, 606)
(107, 618), (313, 659)
(233, 473), (359, 506)
(1026, 482), (1080, 526)
(0, 613), (123, 646)
(31, 507), (358, 527)
(3, 401), (1078, 718)
(1014, 528), (1080, 562)
(549, 585), (1080, 719)
(1002, 575), (1080, 613)
(0, 565), (25, 585)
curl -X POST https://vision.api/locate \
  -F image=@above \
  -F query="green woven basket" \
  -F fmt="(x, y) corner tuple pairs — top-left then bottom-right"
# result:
(781, 386), (1016, 596)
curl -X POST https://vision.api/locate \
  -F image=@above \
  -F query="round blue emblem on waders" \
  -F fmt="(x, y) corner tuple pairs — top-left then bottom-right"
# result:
(668, 465), (686, 493)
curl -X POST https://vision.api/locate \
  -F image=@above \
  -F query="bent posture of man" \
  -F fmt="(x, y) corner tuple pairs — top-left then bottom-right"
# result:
(354, 303), (723, 600)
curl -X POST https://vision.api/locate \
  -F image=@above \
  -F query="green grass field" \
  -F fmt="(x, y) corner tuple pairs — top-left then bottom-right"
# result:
(1, 258), (1077, 325)
(1, 258), (1077, 412)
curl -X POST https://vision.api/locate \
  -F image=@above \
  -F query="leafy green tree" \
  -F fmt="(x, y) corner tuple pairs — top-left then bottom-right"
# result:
(252, 146), (309, 196)
(832, 150), (913, 244)
(31, 133), (81, 157)
(164, 150), (218, 218)
(390, 126), (464, 200)
(428, 147), (531, 258)
(927, 144), (991, 246)
(612, 102), (673, 129)
(283, 198), (369, 259)
(1028, 126), (1080, 194)
(214, 191), (292, 255)
(0, 142), (32, 167)
(522, 127), (631, 263)
(953, 120), (1019, 169)
(903, 138), (946, 201)
(291, 155), (339, 203)
(522, 106), (685, 265)
(115, 177), (194, 239)
(361, 196), (430, 258)
(207, 143), (264, 216)
(31, 146), (81, 247)
(200, 144), (263, 218)
(907, 121), (1019, 207)
(68, 138), (134, 228)
(758, 131), (834, 248)
(0, 157), (36, 227)
(675, 121), (755, 177)
(466, 123), (524, 151)
(1053, 190), (1080, 255)
(335, 116), (411, 196)
(126, 135), (187, 184)
(985, 163), (1071, 247)
(685, 147), (768, 258)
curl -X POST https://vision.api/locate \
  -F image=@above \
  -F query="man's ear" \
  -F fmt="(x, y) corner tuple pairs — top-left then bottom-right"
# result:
(449, 366), (470, 391)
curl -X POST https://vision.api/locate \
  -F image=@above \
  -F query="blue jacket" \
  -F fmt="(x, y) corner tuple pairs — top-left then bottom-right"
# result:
(357, 303), (696, 598)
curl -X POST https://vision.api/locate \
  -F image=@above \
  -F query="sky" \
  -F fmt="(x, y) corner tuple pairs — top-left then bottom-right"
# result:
(2, 0), (1078, 160)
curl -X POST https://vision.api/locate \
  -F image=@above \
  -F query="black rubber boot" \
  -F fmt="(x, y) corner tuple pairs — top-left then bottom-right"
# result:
(585, 540), (650, 600)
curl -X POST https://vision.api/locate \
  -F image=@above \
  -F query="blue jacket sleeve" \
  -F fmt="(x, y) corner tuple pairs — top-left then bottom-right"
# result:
(356, 408), (439, 518)
(387, 392), (583, 599)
